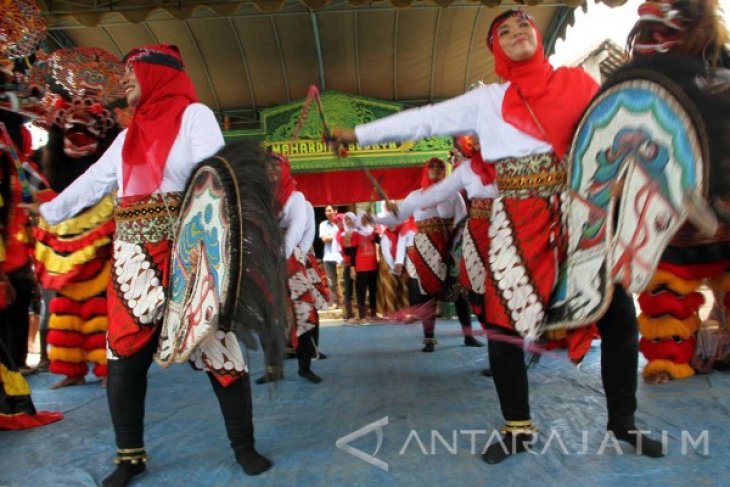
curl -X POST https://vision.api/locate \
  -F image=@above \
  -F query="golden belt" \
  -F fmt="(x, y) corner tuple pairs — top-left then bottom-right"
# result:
(469, 198), (492, 219)
(416, 217), (451, 234)
(496, 170), (566, 191)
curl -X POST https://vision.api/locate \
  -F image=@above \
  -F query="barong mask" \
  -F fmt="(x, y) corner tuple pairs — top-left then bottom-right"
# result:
(0, 0), (45, 118)
(32, 47), (127, 158)
(628, 0), (729, 61)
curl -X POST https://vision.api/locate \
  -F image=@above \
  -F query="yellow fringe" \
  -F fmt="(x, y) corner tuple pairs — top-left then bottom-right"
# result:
(48, 315), (108, 334)
(48, 314), (79, 331)
(49, 347), (85, 363)
(86, 349), (107, 365)
(646, 270), (702, 295)
(643, 359), (695, 381)
(0, 363), (30, 396)
(38, 196), (115, 236)
(81, 316), (108, 334)
(34, 237), (112, 275)
(638, 313), (700, 339)
(0, 240), (5, 263)
(59, 261), (111, 301)
(545, 329), (567, 340)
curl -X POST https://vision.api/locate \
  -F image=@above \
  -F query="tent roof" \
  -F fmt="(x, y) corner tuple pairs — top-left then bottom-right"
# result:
(39, 1), (625, 130)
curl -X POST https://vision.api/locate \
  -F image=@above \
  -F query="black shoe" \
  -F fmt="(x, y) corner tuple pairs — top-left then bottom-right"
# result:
(611, 428), (665, 458)
(317, 352), (328, 360)
(422, 343), (435, 353)
(481, 368), (493, 377)
(464, 336), (485, 347)
(18, 366), (37, 376)
(235, 447), (273, 476)
(712, 360), (730, 371)
(482, 432), (535, 464)
(298, 369), (322, 383)
(255, 369), (283, 385)
(102, 460), (146, 487)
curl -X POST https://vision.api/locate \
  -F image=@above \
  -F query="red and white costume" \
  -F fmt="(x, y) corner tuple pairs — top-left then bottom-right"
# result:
(360, 74), (595, 341)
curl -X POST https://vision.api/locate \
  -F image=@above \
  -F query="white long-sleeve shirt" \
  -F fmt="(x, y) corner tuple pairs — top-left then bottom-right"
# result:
(40, 103), (224, 225)
(280, 191), (307, 259)
(355, 83), (558, 212)
(355, 82), (552, 162)
(396, 230), (415, 265)
(299, 200), (316, 253)
(380, 233), (396, 271)
(376, 183), (470, 227)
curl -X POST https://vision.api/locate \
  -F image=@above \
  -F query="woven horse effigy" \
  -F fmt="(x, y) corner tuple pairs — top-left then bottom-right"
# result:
(546, 0), (729, 383)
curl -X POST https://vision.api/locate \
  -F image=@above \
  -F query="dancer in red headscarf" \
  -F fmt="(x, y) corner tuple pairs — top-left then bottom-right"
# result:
(260, 152), (325, 384)
(333, 10), (664, 463)
(32, 45), (272, 486)
(376, 158), (483, 351)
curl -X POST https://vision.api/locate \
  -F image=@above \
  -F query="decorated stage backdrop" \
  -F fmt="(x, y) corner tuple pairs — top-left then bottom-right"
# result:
(223, 91), (451, 206)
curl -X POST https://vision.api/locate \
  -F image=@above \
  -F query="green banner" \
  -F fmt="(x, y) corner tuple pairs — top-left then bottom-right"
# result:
(223, 91), (451, 173)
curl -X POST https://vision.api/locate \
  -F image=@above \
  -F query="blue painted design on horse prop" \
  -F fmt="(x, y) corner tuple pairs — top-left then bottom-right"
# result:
(571, 87), (697, 191)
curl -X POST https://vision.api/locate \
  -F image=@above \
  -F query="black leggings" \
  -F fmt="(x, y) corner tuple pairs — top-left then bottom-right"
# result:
(356, 270), (378, 318)
(454, 293), (475, 335)
(343, 265), (355, 319)
(408, 278), (436, 338)
(106, 334), (256, 451)
(0, 272), (33, 369)
(487, 286), (638, 429)
(408, 280), (476, 339)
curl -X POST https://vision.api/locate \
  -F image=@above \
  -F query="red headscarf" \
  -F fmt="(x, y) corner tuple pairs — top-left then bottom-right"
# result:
(399, 217), (417, 236)
(382, 225), (400, 260)
(454, 135), (495, 186)
(420, 158), (446, 189)
(487, 11), (598, 159)
(121, 44), (198, 196)
(272, 153), (296, 213)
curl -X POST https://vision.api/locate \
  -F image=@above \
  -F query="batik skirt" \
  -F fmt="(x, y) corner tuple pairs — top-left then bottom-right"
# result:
(406, 217), (451, 296)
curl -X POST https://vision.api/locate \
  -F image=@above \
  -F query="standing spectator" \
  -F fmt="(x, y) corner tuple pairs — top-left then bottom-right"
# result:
(351, 211), (379, 323)
(318, 205), (342, 308)
(336, 213), (357, 320)
(376, 219), (411, 315)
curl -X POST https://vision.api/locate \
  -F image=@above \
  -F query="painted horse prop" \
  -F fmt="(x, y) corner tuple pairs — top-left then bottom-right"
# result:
(547, 62), (729, 382)
(156, 140), (288, 385)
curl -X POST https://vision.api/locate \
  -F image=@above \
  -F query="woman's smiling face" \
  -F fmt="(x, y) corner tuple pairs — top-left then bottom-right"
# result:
(496, 15), (538, 62)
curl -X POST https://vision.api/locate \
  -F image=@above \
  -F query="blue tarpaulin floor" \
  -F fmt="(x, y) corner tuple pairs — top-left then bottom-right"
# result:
(2, 319), (729, 487)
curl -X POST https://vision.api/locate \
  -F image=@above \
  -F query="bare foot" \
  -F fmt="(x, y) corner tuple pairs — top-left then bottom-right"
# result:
(50, 376), (86, 390)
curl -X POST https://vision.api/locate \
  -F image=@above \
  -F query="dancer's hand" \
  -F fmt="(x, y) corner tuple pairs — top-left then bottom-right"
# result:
(349, 267), (357, 280)
(19, 202), (41, 217)
(394, 264), (403, 276)
(330, 127), (357, 145)
(385, 200), (399, 215)
(328, 127), (356, 157)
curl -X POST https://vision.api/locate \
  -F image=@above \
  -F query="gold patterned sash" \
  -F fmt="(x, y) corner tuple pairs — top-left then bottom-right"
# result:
(114, 192), (182, 243)
(494, 152), (566, 199)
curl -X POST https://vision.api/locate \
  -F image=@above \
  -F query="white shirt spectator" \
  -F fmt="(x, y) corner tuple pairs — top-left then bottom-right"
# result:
(319, 218), (342, 263)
